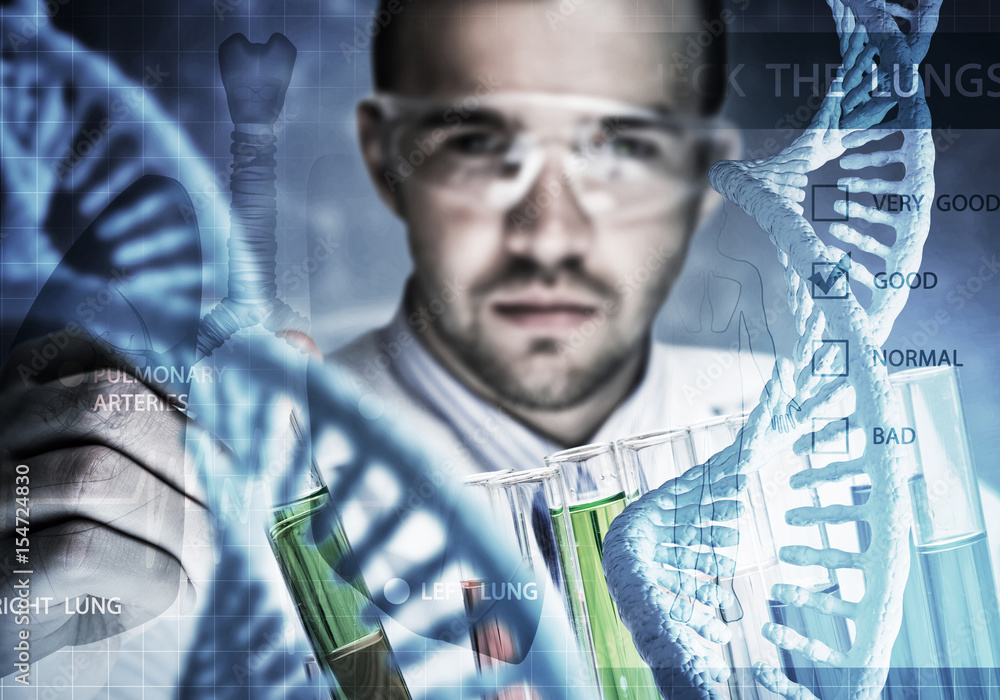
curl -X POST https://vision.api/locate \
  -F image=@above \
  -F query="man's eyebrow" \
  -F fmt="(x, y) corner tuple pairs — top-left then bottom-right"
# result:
(598, 115), (665, 131)
(599, 108), (706, 131)
(414, 109), (508, 129)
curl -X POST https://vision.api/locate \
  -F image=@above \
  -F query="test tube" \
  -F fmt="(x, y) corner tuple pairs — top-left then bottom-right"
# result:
(613, 427), (722, 626)
(851, 472), (943, 699)
(687, 416), (737, 465)
(267, 456), (410, 699)
(488, 466), (601, 697)
(614, 427), (690, 495)
(722, 414), (849, 699)
(684, 416), (779, 603)
(680, 417), (782, 699)
(614, 426), (738, 694)
(891, 366), (1000, 695)
(460, 470), (530, 700)
(544, 443), (659, 700)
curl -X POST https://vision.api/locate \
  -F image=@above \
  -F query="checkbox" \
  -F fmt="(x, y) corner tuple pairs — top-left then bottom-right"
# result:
(809, 261), (850, 299)
(812, 417), (850, 455)
(812, 339), (849, 377)
(812, 184), (850, 222)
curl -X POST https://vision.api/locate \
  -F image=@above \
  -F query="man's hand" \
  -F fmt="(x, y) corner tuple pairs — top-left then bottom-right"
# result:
(0, 334), (214, 666)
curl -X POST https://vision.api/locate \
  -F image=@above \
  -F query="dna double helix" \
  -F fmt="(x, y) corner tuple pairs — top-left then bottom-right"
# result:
(603, 1), (942, 698)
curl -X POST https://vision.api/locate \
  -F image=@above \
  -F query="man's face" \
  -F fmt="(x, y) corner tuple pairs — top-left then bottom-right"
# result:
(371, 1), (721, 410)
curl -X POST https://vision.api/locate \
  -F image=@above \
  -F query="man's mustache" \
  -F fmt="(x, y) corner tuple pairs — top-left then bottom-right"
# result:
(471, 258), (616, 301)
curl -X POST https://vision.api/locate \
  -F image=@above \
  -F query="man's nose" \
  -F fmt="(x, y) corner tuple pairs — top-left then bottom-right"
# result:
(504, 153), (594, 268)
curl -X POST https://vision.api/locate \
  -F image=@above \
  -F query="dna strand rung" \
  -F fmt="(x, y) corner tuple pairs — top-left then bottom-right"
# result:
(603, 1), (941, 697)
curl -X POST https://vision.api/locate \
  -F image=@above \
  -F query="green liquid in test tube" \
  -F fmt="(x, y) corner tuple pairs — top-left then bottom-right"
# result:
(546, 443), (659, 700)
(268, 485), (411, 700)
(267, 417), (410, 700)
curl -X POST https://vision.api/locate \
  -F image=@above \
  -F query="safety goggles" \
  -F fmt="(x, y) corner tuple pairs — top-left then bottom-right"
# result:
(363, 92), (725, 224)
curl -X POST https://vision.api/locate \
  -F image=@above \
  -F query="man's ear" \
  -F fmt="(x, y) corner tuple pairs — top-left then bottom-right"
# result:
(695, 124), (743, 226)
(357, 100), (403, 217)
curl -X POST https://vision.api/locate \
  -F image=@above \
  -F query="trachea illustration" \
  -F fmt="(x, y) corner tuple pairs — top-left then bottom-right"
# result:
(196, 33), (309, 358)
(603, 1), (942, 698)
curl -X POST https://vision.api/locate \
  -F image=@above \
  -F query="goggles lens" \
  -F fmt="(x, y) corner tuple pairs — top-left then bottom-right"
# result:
(372, 92), (721, 222)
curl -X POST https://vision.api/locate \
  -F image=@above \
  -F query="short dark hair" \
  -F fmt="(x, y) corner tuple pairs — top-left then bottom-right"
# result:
(371, 0), (727, 113)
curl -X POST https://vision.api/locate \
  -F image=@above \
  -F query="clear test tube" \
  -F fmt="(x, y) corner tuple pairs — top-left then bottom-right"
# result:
(613, 427), (721, 624)
(459, 470), (530, 700)
(724, 414), (850, 699)
(687, 415), (738, 464)
(614, 427), (690, 495)
(851, 470), (943, 699)
(670, 416), (779, 699)
(613, 426), (737, 694)
(682, 416), (779, 591)
(487, 467), (601, 698)
(462, 469), (515, 491)
(890, 366), (1000, 693)
(543, 443), (659, 700)
(458, 473), (514, 641)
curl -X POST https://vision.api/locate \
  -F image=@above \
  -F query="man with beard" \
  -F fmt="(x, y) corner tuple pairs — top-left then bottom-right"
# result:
(332, 0), (749, 473)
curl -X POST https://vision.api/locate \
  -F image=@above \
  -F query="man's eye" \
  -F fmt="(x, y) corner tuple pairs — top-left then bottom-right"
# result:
(606, 136), (661, 160)
(446, 132), (509, 156)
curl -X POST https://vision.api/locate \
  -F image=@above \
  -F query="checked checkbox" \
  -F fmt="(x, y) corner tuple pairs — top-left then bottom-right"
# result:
(809, 255), (851, 299)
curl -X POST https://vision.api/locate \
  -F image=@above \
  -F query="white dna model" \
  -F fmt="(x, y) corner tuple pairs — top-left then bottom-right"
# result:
(603, 1), (943, 698)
